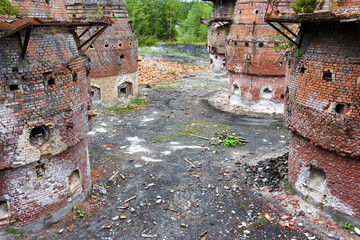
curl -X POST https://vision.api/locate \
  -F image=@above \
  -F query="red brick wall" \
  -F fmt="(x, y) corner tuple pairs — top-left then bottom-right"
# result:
(225, 0), (286, 102)
(229, 72), (285, 103)
(289, 133), (360, 220)
(0, 139), (90, 228)
(13, 0), (69, 21)
(66, 1), (138, 78)
(0, 25), (92, 229)
(285, 22), (360, 157)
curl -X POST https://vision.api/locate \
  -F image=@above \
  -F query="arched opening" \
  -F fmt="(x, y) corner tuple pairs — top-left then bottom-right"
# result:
(262, 87), (272, 100)
(0, 201), (10, 220)
(307, 166), (326, 194)
(232, 83), (241, 95)
(118, 82), (133, 97)
(29, 126), (50, 147)
(91, 86), (101, 104)
(69, 169), (82, 196)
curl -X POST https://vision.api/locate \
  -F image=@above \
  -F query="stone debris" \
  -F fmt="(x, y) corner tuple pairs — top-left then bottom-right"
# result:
(243, 153), (289, 189)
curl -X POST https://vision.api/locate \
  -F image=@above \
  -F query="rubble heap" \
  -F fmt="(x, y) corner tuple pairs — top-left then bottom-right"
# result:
(243, 153), (289, 191)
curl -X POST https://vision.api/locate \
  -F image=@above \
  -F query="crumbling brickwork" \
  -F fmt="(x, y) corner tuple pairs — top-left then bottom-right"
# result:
(267, 1), (360, 222)
(0, 0), (101, 232)
(66, 0), (139, 108)
(225, 0), (286, 105)
(205, 0), (235, 72)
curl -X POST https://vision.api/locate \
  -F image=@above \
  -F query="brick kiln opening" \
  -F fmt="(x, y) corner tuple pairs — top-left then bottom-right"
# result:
(232, 83), (241, 95)
(91, 86), (101, 103)
(29, 126), (50, 147)
(262, 88), (272, 100)
(335, 103), (345, 115)
(322, 70), (332, 81)
(73, 72), (78, 82)
(118, 82), (133, 97)
(68, 169), (82, 196)
(0, 201), (10, 220)
(9, 84), (19, 91)
(307, 166), (327, 195)
(35, 161), (46, 177)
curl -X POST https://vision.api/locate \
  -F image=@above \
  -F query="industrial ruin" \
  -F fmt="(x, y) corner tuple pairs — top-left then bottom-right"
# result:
(0, 0), (112, 232)
(205, 0), (287, 111)
(205, 0), (235, 73)
(66, 0), (139, 108)
(265, 0), (360, 223)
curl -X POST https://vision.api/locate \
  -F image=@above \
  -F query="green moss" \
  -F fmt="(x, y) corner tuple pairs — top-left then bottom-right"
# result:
(104, 95), (148, 114)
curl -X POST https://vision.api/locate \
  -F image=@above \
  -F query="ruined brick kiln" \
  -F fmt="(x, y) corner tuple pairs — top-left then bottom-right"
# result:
(66, 0), (138, 108)
(225, 0), (288, 111)
(203, 0), (236, 73)
(265, 0), (360, 223)
(0, 0), (110, 232)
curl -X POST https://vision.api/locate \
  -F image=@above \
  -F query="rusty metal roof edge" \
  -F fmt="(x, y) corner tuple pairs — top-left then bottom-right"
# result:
(0, 17), (112, 38)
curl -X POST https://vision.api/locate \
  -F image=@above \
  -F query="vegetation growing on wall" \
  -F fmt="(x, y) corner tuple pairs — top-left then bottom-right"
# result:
(0, 0), (20, 17)
(126, 0), (213, 45)
(291, 0), (318, 13)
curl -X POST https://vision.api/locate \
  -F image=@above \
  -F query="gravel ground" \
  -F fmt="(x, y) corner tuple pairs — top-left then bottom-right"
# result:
(10, 74), (355, 240)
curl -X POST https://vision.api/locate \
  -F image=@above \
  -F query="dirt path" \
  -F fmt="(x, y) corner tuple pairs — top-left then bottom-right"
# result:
(19, 74), (332, 240)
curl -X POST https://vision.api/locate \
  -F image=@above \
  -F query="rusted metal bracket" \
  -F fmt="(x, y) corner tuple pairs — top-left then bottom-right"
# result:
(15, 27), (32, 59)
(266, 21), (299, 47)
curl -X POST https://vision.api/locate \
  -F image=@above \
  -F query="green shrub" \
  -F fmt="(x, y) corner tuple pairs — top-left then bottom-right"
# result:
(291, 0), (318, 13)
(0, 0), (20, 17)
(222, 135), (242, 147)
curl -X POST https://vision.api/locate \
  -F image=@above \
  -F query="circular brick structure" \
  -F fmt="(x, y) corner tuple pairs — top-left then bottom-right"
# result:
(0, 1), (93, 232)
(225, 0), (286, 106)
(66, 0), (139, 108)
(285, 21), (360, 223)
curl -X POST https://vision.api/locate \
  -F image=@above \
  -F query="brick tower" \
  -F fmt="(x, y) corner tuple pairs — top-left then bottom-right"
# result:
(0, 0), (108, 232)
(66, 0), (138, 108)
(226, 0), (287, 110)
(204, 0), (236, 73)
(265, 0), (360, 223)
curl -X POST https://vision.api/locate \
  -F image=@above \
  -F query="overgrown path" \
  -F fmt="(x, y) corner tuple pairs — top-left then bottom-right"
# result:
(25, 74), (322, 240)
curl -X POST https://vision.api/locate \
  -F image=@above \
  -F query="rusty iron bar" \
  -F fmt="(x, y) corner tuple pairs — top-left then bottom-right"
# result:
(266, 21), (299, 47)
(21, 27), (32, 59)
(78, 27), (90, 38)
(278, 22), (297, 38)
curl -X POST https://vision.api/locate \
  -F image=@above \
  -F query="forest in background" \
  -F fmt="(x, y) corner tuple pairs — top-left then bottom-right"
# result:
(126, 0), (213, 46)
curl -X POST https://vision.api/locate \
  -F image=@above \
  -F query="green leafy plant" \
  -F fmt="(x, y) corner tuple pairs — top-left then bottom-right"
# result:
(341, 222), (355, 232)
(76, 205), (85, 218)
(3, 227), (17, 234)
(291, 0), (318, 13)
(222, 135), (242, 147)
(282, 180), (297, 195)
(0, 0), (20, 17)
